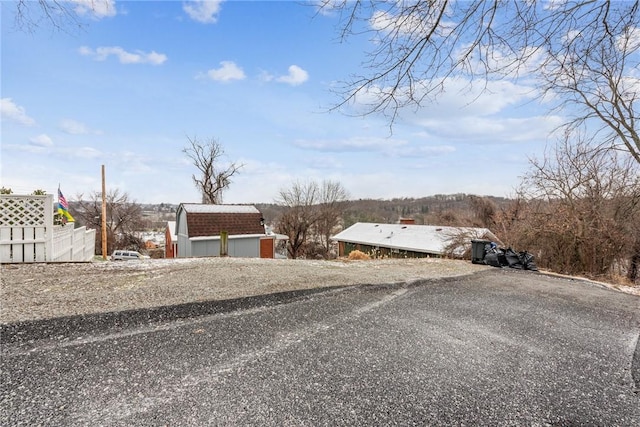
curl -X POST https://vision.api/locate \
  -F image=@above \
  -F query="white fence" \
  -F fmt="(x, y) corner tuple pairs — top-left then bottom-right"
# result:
(51, 225), (96, 262)
(0, 194), (95, 263)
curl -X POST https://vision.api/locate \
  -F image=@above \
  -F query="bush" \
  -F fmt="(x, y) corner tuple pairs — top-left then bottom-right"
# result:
(348, 250), (371, 260)
(148, 248), (165, 259)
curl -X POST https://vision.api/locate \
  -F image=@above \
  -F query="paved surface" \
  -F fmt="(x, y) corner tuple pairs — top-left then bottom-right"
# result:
(2, 269), (639, 426)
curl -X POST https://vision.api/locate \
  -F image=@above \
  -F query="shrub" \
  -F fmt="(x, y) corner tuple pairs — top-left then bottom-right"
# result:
(348, 250), (371, 260)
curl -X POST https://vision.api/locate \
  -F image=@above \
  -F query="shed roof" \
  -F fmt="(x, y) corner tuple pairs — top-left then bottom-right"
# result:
(180, 204), (260, 214)
(331, 222), (500, 256)
(177, 203), (265, 238)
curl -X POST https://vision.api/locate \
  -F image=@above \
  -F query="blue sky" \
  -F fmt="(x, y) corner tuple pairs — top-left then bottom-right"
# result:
(1, 0), (561, 204)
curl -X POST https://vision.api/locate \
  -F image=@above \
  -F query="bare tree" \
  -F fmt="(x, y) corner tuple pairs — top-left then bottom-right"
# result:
(275, 180), (350, 259)
(183, 136), (243, 204)
(511, 134), (640, 280)
(322, 1), (639, 162)
(426, 209), (460, 227)
(74, 189), (144, 256)
(275, 181), (320, 259)
(469, 196), (497, 228)
(313, 180), (350, 258)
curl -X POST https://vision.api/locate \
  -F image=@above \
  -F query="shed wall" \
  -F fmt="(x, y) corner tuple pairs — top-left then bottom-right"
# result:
(184, 236), (261, 258)
(176, 210), (190, 257)
(177, 235), (191, 257)
(229, 237), (259, 258)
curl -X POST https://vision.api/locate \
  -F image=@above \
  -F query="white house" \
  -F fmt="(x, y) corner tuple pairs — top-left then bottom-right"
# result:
(331, 221), (501, 259)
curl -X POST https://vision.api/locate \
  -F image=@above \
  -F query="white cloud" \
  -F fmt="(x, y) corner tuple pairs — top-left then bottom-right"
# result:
(392, 144), (456, 157)
(459, 43), (546, 78)
(305, 155), (344, 169)
(71, 0), (117, 18)
(29, 134), (53, 147)
(2, 143), (47, 154)
(294, 136), (407, 152)
(183, 0), (224, 24)
(617, 26), (640, 52)
(621, 75), (640, 98)
(312, 0), (345, 17)
(4, 142), (104, 160)
(369, 8), (455, 38)
(205, 61), (246, 82)
(353, 77), (538, 120)
(371, 10), (417, 34)
(59, 119), (89, 135)
(258, 70), (275, 82)
(116, 151), (154, 174)
(542, 0), (568, 11)
(346, 75), (557, 145)
(79, 46), (167, 65)
(0, 98), (36, 126)
(414, 115), (563, 144)
(73, 147), (103, 159)
(276, 65), (309, 86)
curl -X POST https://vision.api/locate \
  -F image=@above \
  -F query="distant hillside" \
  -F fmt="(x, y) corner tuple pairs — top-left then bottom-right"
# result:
(70, 194), (512, 231)
(257, 193), (512, 229)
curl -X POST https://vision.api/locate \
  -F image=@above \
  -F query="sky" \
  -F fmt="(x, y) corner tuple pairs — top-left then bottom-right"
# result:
(1, 0), (563, 205)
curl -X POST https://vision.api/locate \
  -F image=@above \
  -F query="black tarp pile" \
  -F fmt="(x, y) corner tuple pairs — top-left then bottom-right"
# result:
(483, 245), (538, 271)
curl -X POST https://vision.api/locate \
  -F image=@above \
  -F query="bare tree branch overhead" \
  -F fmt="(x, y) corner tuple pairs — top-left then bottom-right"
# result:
(321, 1), (639, 162)
(11, 0), (116, 33)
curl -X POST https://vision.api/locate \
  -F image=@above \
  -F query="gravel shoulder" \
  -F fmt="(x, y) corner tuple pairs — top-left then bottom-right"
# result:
(1, 257), (490, 324)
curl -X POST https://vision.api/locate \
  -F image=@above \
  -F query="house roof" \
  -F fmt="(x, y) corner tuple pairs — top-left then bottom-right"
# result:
(177, 203), (265, 238)
(331, 222), (500, 256)
(265, 226), (289, 241)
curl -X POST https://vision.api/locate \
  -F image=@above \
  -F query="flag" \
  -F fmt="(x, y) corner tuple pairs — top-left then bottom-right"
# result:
(57, 187), (75, 222)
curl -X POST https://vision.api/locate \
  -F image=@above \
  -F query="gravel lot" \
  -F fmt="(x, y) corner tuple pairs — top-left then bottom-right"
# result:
(1, 257), (491, 324)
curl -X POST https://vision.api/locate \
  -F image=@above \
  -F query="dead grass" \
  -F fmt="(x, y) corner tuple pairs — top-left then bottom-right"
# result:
(347, 250), (371, 260)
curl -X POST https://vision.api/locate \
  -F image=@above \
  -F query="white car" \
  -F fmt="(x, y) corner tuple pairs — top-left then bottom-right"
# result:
(110, 250), (148, 261)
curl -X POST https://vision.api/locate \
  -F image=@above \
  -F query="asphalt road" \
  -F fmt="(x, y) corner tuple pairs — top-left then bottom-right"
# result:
(2, 269), (639, 426)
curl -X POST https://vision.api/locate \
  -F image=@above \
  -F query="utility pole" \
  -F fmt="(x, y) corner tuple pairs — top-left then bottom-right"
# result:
(101, 165), (107, 260)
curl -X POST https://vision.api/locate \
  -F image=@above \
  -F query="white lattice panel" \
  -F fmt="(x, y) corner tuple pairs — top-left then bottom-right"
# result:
(0, 194), (93, 263)
(0, 195), (54, 263)
(0, 195), (49, 226)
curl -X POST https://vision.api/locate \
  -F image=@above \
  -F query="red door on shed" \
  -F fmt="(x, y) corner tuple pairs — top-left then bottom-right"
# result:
(260, 237), (275, 258)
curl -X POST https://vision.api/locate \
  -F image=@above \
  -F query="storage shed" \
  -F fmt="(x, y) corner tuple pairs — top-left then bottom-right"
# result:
(175, 204), (275, 258)
(331, 222), (500, 259)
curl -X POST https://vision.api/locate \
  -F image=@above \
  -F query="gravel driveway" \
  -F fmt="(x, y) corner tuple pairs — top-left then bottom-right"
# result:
(1, 257), (490, 324)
